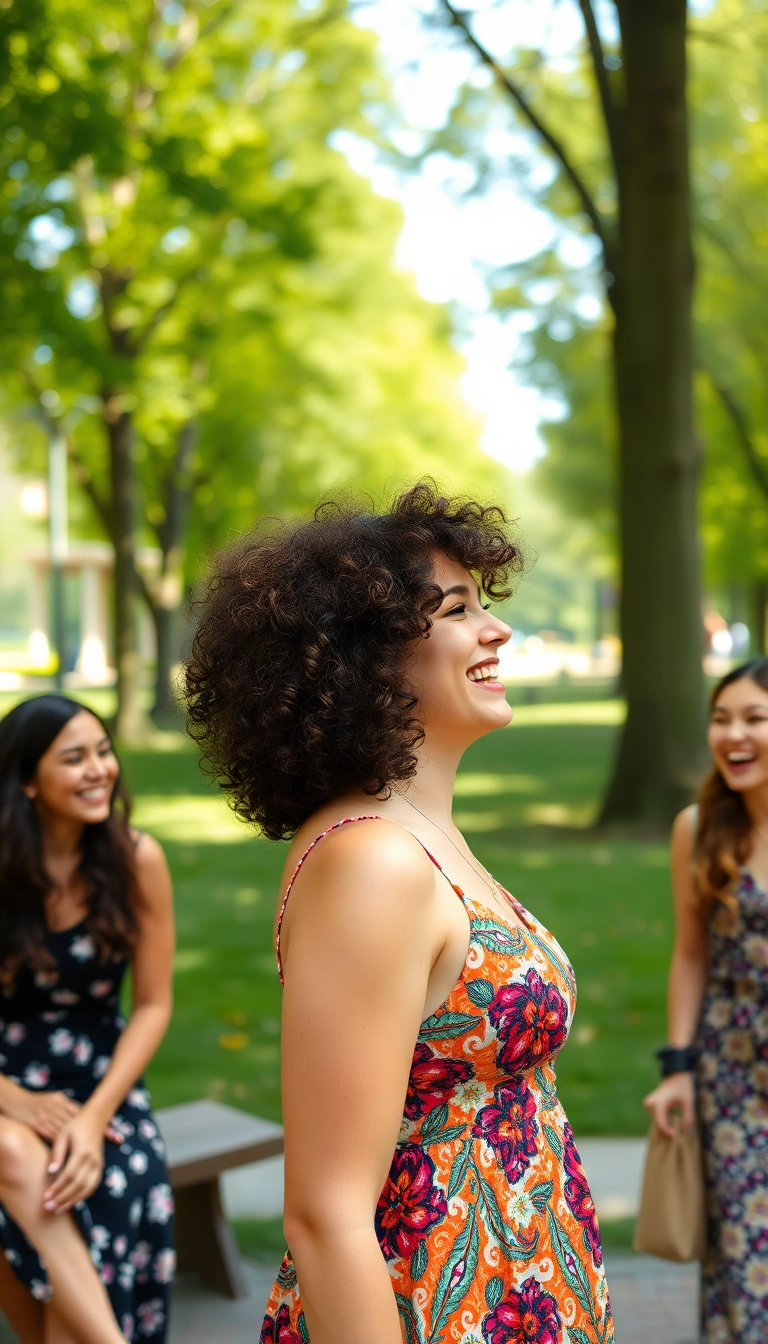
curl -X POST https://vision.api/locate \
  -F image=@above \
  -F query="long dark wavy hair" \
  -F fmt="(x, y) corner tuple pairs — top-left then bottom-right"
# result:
(0, 696), (139, 984)
(185, 482), (524, 840)
(694, 658), (768, 911)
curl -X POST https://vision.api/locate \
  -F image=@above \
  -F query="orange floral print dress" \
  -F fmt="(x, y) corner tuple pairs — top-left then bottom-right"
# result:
(262, 817), (614, 1344)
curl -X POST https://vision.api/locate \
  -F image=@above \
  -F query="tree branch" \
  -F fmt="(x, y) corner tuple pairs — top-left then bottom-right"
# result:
(707, 372), (768, 504)
(66, 441), (115, 538)
(438, 0), (616, 273)
(576, 0), (622, 177)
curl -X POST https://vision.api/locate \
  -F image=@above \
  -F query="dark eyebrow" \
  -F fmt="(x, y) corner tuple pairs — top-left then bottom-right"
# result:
(439, 584), (471, 601)
(57, 734), (111, 756)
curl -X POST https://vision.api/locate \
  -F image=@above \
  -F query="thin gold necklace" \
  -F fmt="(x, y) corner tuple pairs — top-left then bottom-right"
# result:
(394, 790), (502, 901)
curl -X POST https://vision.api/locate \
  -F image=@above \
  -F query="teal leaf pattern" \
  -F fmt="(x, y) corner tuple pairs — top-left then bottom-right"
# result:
(476, 1169), (539, 1260)
(422, 1122), (468, 1146)
(471, 920), (526, 955)
(410, 1239), (428, 1282)
(430, 1202), (480, 1338)
(535, 1065), (559, 1111)
(395, 1293), (425, 1344)
(485, 1275), (504, 1311)
(466, 978), (495, 1007)
(447, 1141), (472, 1200)
(543, 1122), (564, 1160)
(419, 1010), (482, 1041)
(546, 1207), (595, 1321)
(529, 1179), (555, 1210)
(421, 1104), (450, 1141)
(297, 1315), (310, 1344)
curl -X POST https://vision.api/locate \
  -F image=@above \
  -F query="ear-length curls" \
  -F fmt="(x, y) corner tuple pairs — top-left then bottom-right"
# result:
(184, 483), (524, 840)
(0, 696), (138, 984)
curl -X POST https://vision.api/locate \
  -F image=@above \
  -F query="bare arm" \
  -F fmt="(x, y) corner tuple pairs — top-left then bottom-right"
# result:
(643, 805), (709, 1134)
(279, 820), (441, 1344)
(46, 833), (174, 1210)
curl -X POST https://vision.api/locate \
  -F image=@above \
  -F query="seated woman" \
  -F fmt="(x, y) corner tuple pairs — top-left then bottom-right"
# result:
(186, 485), (613, 1344)
(0, 696), (175, 1344)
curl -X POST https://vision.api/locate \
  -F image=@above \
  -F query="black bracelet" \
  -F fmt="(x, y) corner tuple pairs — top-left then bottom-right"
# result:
(656, 1045), (697, 1077)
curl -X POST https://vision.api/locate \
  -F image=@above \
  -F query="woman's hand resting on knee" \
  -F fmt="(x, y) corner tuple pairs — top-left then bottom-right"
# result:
(0, 1082), (79, 1142)
(44, 1109), (113, 1214)
(643, 1071), (696, 1137)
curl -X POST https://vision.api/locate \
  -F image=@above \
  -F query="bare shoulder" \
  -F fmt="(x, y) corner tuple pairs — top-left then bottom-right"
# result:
(281, 817), (439, 984)
(671, 804), (698, 858)
(131, 832), (173, 914)
(132, 830), (169, 876)
(292, 816), (434, 895)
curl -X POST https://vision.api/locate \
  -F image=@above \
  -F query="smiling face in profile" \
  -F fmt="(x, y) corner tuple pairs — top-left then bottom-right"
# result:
(407, 552), (513, 753)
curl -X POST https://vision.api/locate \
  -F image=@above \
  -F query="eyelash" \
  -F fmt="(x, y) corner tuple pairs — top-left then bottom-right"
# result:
(446, 602), (492, 616)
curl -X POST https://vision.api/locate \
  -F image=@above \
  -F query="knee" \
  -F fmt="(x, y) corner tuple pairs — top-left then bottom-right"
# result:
(0, 1118), (39, 1186)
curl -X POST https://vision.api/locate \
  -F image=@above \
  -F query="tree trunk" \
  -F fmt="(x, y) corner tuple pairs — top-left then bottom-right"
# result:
(106, 407), (149, 740)
(149, 419), (197, 728)
(600, 0), (707, 822)
(750, 579), (768, 657)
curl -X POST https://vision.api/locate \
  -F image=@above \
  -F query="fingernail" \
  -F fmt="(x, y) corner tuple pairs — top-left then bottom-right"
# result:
(44, 1201), (56, 1211)
(47, 1163), (59, 1174)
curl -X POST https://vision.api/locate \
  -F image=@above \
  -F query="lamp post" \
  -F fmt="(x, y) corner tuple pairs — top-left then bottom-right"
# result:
(48, 429), (68, 690)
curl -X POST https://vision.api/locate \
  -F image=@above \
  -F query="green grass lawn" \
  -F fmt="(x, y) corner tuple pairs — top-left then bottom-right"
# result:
(112, 696), (672, 1138)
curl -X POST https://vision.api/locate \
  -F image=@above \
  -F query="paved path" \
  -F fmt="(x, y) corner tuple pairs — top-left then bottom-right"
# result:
(0, 1252), (699, 1343)
(2, 1139), (701, 1343)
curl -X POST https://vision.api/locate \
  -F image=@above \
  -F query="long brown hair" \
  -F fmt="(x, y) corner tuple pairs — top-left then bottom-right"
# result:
(693, 658), (768, 911)
(0, 695), (139, 985)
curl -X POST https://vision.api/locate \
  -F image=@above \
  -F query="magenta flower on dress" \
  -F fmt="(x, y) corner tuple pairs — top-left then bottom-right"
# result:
(260, 1305), (305, 1343)
(375, 1144), (448, 1260)
(563, 1123), (602, 1265)
(404, 1043), (472, 1120)
(482, 1278), (561, 1344)
(488, 969), (568, 1074)
(473, 1078), (539, 1183)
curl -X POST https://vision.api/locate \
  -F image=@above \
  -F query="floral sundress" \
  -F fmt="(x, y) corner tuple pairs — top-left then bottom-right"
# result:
(697, 869), (768, 1343)
(0, 918), (174, 1341)
(261, 816), (613, 1344)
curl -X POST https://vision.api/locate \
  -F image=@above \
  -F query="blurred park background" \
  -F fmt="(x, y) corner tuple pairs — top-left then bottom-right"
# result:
(1, 0), (767, 1253)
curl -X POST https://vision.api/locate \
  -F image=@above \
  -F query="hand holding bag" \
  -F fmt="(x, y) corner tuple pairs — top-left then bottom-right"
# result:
(633, 1120), (706, 1262)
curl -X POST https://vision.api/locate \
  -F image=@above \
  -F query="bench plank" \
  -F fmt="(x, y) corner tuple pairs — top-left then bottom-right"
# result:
(156, 1100), (284, 1189)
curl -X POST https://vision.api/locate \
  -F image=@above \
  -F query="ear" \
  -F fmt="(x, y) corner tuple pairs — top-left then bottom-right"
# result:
(21, 785), (37, 800)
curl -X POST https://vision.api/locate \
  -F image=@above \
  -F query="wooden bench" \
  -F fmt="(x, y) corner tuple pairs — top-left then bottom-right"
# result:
(156, 1099), (284, 1299)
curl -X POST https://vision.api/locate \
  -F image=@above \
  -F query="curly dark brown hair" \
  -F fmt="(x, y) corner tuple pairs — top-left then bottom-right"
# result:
(184, 483), (524, 839)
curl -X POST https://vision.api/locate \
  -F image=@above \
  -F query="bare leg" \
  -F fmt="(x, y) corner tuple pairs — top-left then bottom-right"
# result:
(0, 1249), (44, 1344)
(0, 1119), (125, 1344)
(44, 1306), (81, 1344)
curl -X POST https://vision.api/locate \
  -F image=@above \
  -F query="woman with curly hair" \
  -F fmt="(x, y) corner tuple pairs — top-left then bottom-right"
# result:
(186, 484), (613, 1344)
(0, 696), (175, 1344)
(645, 658), (768, 1344)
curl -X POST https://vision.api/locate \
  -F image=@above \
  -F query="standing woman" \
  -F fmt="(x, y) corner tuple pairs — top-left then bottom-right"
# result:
(0, 696), (175, 1344)
(645, 658), (768, 1344)
(186, 485), (613, 1344)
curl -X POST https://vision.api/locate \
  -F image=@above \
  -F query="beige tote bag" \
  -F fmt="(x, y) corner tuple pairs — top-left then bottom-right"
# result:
(633, 1121), (706, 1262)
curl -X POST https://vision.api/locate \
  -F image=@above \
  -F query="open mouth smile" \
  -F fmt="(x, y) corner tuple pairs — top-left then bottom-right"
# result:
(725, 752), (757, 772)
(466, 661), (504, 692)
(76, 785), (110, 804)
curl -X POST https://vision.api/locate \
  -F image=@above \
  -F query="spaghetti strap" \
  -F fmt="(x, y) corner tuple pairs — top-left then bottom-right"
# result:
(275, 815), (463, 983)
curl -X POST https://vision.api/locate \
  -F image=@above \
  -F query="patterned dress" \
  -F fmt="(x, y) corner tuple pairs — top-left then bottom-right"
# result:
(697, 870), (768, 1344)
(0, 918), (174, 1341)
(262, 816), (613, 1344)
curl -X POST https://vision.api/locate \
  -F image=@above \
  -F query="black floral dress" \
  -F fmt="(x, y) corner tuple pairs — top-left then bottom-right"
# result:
(0, 919), (174, 1342)
(696, 871), (768, 1344)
